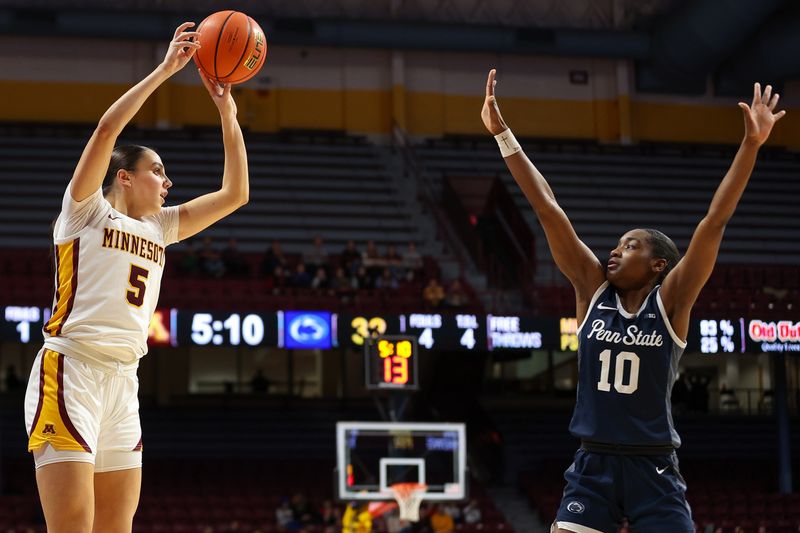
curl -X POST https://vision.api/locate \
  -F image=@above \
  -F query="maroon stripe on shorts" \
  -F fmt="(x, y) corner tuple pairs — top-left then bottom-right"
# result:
(27, 351), (47, 437)
(56, 353), (92, 453)
(133, 437), (143, 452)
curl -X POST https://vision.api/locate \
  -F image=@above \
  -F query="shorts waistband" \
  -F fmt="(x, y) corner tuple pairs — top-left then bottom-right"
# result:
(580, 440), (675, 456)
(40, 347), (139, 376)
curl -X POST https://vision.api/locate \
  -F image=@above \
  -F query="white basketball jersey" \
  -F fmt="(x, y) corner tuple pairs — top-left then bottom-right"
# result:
(43, 187), (179, 369)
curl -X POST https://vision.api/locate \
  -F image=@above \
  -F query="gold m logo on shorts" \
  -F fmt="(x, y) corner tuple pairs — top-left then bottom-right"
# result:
(42, 424), (56, 435)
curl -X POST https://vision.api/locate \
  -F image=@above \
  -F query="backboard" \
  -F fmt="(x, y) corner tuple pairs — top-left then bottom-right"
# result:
(336, 422), (467, 501)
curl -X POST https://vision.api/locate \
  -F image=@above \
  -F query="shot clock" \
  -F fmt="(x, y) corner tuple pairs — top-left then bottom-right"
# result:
(365, 335), (419, 390)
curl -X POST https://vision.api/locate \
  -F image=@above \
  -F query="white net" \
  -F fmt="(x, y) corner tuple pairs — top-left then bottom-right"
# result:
(391, 483), (427, 522)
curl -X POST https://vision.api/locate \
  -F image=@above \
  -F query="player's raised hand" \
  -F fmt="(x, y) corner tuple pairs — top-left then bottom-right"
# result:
(739, 82), (786, 146)
(481, 69), (510, 135)
(198, 70), (237, 117)
(161, 22), (201, 75)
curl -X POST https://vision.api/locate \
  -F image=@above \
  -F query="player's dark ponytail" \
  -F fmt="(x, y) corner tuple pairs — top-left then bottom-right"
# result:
(643, 228), (680, 283)
(103, 145), (153, 195)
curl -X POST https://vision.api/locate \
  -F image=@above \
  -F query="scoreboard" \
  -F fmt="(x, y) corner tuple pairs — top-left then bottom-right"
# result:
(403, 313), (485, 351)
(365, 336), (419, 390)
(3, 303), (798, 354)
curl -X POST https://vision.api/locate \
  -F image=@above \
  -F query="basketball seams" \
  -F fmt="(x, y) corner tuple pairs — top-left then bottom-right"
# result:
(213, 11), (238, 83)
(227, 19), (265, 84)
(220, 13), (253, 81)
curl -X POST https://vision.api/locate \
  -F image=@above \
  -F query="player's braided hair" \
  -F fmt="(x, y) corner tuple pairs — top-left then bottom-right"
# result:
(642, 228), (680, 283)
(103, 145), (154, 195)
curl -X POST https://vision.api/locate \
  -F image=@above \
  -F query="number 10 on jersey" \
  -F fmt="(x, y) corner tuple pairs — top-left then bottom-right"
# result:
(365, 336), (419, 391)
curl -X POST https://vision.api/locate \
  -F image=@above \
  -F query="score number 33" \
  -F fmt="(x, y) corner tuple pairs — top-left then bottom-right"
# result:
(597, 350), (640, 394)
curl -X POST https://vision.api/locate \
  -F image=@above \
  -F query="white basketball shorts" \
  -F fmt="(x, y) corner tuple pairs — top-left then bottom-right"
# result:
(24, 348), (142, 472)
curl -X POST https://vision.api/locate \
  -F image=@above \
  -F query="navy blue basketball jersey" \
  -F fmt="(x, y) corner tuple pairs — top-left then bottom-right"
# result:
(568, 281), (687, 447)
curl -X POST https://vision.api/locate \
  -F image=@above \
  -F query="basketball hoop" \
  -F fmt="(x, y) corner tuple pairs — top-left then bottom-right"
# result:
(390, 482), (428, 522)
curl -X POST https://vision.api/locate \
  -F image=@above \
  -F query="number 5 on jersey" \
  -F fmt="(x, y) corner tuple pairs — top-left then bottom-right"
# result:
(127, 264), (149, 307)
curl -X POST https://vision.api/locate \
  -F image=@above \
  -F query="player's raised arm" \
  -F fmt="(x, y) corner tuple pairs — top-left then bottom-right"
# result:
(661, 82), (786, 337)
(69, 23), (200, 202)
(481, 69), (605, 316)
(176, 71), (249, 241)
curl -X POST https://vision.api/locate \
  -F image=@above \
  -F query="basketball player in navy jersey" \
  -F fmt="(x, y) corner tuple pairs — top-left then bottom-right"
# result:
(481, 70), (785, 533)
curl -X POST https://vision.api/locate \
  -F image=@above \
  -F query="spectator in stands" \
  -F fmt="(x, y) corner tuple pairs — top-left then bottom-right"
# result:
(178, 238), (201, 275)
(429, 505), (454, 533)
(362, 240), (384, 279)
(291, 263), (312, 288)
(276, 498), (297, 531)
(423, 278), (446, 308)
(342, 502), (372, 533)
(250, 368), (270, 394)
(261, 239), (287, 277)
(384, 244), (404, 279)
(462, 500), (482, 525)
(403, 242), (423, 279)
(341, 240), (362, 275)
(354, 265), (373, 290)
(4, 364), (21, 392)
(311, 266), (330, 290)
(200, 236), (226, 278)
(304, 235), (329, 273)
(266, 265), (288, 294)
(331, 267), (354, 301)
(441, 503), (462, 525)
(320, 500), (341, 533)
(291, 493), (318, 527)
(222, 237), (249, 277)
(445, 279), (468, 308)
(376, 268), (399, 290)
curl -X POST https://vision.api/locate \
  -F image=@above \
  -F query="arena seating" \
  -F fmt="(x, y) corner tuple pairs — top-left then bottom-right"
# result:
(0, 125), (421, 254)
(0, 125), (486, 312)
(415, 136), (800, 273)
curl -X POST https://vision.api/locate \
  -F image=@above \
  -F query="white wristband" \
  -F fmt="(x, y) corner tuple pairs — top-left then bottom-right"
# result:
(494, 128), (521, 158)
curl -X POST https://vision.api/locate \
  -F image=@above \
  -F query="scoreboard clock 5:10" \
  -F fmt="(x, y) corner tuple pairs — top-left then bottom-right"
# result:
(365, 336), (419, 390)
(179, 312), (279, 347)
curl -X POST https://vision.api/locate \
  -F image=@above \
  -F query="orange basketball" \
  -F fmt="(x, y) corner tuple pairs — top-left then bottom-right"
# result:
(193, 10), (267, 84)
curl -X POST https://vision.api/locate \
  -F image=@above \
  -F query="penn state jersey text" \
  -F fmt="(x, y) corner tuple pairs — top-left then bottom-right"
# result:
(569, 281), (687, 447)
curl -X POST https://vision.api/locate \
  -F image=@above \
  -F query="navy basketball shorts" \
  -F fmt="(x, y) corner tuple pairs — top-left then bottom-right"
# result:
(554, 449), (694, 533)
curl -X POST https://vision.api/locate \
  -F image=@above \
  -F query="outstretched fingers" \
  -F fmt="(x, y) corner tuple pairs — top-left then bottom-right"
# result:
(763, 84), (773, 106)
(768, 92), (780, 111)
(752, 82), (761, 107)
(173, 22), (195, 40)
(486, 69), (496, 99)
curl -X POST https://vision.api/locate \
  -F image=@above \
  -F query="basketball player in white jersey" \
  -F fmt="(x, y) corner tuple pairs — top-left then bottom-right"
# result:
(23, 23), (249, 532)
